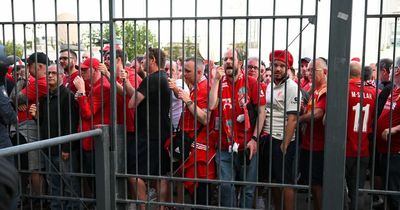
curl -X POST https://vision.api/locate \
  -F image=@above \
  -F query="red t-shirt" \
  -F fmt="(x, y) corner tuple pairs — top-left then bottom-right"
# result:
(77, 77), (111, 151)
(219, 75), (266, 151)
(180, 77), (217, 146)
(300, 78), (311, 90)
(18, 76), (48, 122)
(301, 85), (327, 151)
(346, 79), (377, 157)
(116, 70), (142, 132)
(63, 71), (79, 94)
(377, 87), (400, 154)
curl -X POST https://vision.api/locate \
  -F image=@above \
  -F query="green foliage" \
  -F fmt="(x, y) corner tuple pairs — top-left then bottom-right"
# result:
(0, 41), (24, 58)
(89, 22), (157, 61)
(162, 36), (202, 60)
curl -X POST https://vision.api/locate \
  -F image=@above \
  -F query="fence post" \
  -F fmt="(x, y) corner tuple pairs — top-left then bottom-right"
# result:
(323, 0), (353, 209)
(95, 125), (111, 210)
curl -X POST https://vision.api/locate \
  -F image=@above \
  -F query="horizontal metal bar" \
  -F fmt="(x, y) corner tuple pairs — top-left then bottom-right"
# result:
(20, 194), (96, 203)
(0, 20), (107, 25)
(115, 173), (309, 189)
(17, 170), (96, 178)
(116, 199), (257, 210)
(0, 129), (102, 157)
(112, 15), (316, 21)
(366, 14), (400, 18)
(359, 188), (400, 196)
(0, 14), (316, 25)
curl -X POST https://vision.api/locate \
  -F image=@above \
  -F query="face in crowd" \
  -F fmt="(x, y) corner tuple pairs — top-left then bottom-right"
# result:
(247, 59), (259, 79)
(223, 49), (241, 78)
(59, 51), (77, 72)
(272, 60), (287, 82)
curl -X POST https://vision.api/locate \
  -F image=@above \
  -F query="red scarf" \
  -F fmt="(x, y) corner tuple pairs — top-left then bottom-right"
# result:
(221, 72), (251, 146)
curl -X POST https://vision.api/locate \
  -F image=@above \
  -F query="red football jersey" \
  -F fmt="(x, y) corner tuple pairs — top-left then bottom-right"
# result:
(346, 79), (377, 157)
(377, 87), (400, 154)
(301, 85), (327, 151)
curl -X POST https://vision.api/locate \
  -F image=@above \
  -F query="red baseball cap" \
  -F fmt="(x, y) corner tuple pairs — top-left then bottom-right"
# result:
(80, 58), (100, 70)
(269, 50), (294, 68)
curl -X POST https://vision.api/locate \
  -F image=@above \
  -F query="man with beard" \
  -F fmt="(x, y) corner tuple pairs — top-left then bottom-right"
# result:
(209, 48), (266, 208)
(263, 50), (300, 210)
(59, 49), (79, 94)
(128, 48), (171, 210)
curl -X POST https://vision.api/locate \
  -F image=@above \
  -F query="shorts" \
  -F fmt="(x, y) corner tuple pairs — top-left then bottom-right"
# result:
(270, 138), (296, 184)
(12, 120), (44, 170)
(299, 149), (324, 186)
(127, 135), (170, 176)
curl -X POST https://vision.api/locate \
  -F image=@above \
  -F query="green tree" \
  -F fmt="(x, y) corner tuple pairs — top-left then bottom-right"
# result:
(0, 41), (24, 58)
(162, 36), (202, 60)
(87, 22), (157, 61)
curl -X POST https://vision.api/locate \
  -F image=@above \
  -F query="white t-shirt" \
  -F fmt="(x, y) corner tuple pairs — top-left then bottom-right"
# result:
(263, 78), (301, 141)
(170, 79), (188, 129)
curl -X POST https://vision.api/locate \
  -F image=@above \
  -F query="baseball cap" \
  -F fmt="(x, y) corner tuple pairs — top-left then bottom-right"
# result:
(27, 52), (50, 65)
(301, 57), (311, 63)
(351, 57), (361, 62)
(269, 50), (294, 68)
(80, 58), (100, 70)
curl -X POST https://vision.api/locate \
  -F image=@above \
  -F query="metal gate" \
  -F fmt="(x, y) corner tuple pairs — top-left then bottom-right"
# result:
(0, 0), (399, 210)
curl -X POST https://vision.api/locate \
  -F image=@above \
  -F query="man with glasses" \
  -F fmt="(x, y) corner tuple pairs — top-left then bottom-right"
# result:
(376, 57), (400, 210)
(30, 64), (80, 210)
(59, 49), (79, 94)
(299, 58), (328, 210)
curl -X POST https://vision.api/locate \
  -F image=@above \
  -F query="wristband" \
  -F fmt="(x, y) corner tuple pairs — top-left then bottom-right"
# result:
(251, 135), (258, 141)
(75, 92), (85, 97)
(185, 100), (194, 106)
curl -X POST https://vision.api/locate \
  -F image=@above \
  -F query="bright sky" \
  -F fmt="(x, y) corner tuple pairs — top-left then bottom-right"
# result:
(0, 0), (398, 65)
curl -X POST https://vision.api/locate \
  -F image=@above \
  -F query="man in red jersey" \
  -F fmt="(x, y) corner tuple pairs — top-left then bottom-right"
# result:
(169, 57), (217, 209)
(209, 48), (266, 208)
(73, 58), (111, 198)
(59, 49), (79, 94)
(10, 52), (50, 202)
(345, 61), (377, 210)
(299, 58), (328, 210)
(299, 57), (311, 90)
(376, 57), (400, 209)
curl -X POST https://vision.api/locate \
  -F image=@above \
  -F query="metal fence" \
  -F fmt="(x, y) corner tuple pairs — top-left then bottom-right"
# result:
(0, 0), (400, 210)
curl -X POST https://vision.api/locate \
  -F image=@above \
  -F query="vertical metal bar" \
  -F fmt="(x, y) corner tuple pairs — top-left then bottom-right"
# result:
(95, 125), (111, 210)
(217, 0), (223, 206)
(193, 0), (199, 206)
(322, 0), (353, 210)
(108, 0), (117, 209)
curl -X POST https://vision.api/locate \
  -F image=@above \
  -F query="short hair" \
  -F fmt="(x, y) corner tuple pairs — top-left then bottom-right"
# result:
(363, 66), (372, 80)
(247, 57), (259, 63)
(225, 48), (244, 61)
(147, 47), (166, 68)
(378, 58), (393, 73)
(115, 49), (125, 60)
(185, 57), (204, 74)
(48, 64), (64, 74)
(59, 49), (77, 59)
(261, 60), (266, 68)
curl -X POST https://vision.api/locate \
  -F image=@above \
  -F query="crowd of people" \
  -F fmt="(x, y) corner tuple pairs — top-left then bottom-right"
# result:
(0, 43), (400, 210)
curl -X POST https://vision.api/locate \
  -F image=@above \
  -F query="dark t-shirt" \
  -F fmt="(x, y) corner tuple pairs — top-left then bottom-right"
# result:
(136, 70), (171, 141)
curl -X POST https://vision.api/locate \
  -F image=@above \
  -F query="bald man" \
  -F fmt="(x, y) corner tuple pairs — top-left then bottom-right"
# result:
(346, 61), (377, 210)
